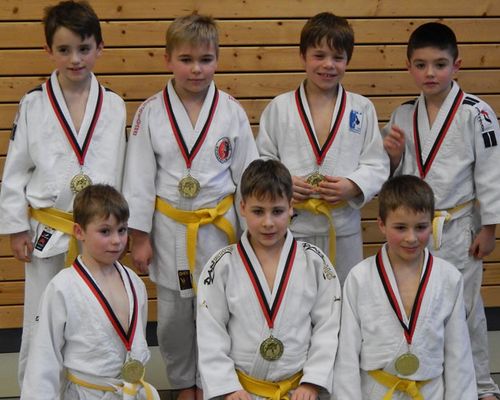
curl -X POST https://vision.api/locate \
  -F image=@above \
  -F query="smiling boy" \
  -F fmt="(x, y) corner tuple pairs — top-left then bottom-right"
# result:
(383, 22), (500, 399)
(0, 0), (126, 384)
(333, 175), (476, 399)
(257, 12), (389, 285)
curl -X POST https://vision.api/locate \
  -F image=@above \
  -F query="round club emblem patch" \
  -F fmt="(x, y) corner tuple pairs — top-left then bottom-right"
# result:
(215, 137), (232, 163)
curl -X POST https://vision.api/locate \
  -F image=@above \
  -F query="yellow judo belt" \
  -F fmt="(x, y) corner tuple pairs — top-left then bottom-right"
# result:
(236, 369), (303, 400)
(29, 207), (77, 267)
(67, 371), (157, 399)
(368, 370), (430, 400)
(155, 194), (236, 290)
(293, 199), (347, 264)
(432, 200), (474, 249)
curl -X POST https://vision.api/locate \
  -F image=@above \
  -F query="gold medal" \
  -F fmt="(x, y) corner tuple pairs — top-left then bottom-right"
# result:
(70, 173), (92, 193)
(395, 352), (419, 375)
(121, 358), (145, 383)
(259, 336), (284, 361)
(306, 171), (325, 187)
(178, 174), (201, 198)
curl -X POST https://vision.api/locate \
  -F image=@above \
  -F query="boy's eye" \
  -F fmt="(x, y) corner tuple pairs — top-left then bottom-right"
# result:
(80, 46), (91, 53)
(252, 209), (263, 215)
(272, 209), (284, 215)
(118, 227), (128, 234)
(416, 224), (429, 231)
(100, 228), (110, 235)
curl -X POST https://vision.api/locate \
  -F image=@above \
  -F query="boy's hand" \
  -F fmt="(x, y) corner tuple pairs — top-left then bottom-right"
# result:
(383, 125), (406, 170)
(129, 229), (153, 274)
(292, 175), (314, 203)
(317, 176), (361, 204)
(290, 383), (319, 400)
(224, 389), (252, 400)
(10, 231), (33, 262)
(469, 225), (496, 259)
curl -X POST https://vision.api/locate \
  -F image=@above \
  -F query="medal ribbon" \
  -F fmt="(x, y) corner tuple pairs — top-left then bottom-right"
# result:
(295, 85), (346, 167)
(237, 238), (297, 329)
(375, 250), (433, 345)
(413, 89), (463, 178)
(46, 76), (103, 166)
(163, 86), (219, 169)
(73, 259), (138, 351)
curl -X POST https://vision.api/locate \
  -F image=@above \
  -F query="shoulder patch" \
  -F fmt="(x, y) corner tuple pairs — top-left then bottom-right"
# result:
(202, 246), (233, 286)
(27, 85), (42, 94)
(301, 242), (337, 280)
(463, 96), (480, 107)
(131, 96), (156, 136)
(402, 98), (416, 106)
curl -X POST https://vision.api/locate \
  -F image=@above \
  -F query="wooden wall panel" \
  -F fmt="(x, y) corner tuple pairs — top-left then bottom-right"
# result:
(0, 0), (499, 328)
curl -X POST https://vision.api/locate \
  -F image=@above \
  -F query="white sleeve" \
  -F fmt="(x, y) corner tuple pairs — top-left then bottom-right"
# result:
(332, 274), (363, 399)
(197, 257), (243, 399)
(443, 277), (476, 400)
(122, 101), (158, 233)
(300, 253), (342, 393)
(112, 96), (127, 191)
(0, 95), (35, 234)
(21, 282), (67, 399)
(256, 100), (281, 160)
(472, 101), (500, 225)
(346, 100), (390, 208)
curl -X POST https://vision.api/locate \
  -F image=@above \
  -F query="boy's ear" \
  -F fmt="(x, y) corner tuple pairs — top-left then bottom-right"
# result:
(377, 216), (386, 235)
(96, 41), (104, 56)
(73, 223), (85, 241)
(406, 59), (411, 71)
(452, 57), (462, 74)
(44, 44), (53, 56)
(239, 199), (246, 216)
(164, 53), (172, 70)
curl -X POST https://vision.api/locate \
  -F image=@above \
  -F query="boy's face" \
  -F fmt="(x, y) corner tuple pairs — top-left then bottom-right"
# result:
(378, 206), (432, 267)
(165, 42), (218, 101)
(240, 194), (293, 252)
(74, 214), (128, 269)
(407, 47), (461, 101)
(46, 26), (103, 88)
(301, 38), (348, 94)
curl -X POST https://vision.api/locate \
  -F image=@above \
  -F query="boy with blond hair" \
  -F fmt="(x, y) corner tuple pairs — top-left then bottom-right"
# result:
(383, 22), (500, 399)
(21, 185), (159, 399)
(123, 13), (258, 399)
(0, 0), (126, 384)
(257, 12), (389, 284)
(334, 175), (476, 399)
(197, 159), (341, 400)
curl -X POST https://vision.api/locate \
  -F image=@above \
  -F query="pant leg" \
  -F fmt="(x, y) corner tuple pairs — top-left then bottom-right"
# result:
(156, 285), (198, 389)
(433, 215), (500, 398)
(18, 253), (64, 386)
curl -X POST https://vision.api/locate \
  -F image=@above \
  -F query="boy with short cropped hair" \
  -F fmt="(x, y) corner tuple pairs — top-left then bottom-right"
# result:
(21, 185), (159, 399)
(333, 175), (476, 399)
(257, 12), (389, 284)
(0, 0), (126, 384)
(383, 22), (500, 399)
(122, 13), (258, 399)
(197, 159), (341, 400)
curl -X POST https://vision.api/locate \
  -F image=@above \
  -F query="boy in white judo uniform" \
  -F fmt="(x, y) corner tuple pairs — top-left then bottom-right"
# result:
(383, 22), (500, 399)
(256, 12), (389, 284)
(333, 175), (476, 399)
(0, 0), (126, 384)
(122, 14), (258, 400)
(21, 184), (159, 399)
(197, 159), (341, 400)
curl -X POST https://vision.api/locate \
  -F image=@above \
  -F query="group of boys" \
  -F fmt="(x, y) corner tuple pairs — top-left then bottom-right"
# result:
(0, 1), (498, 399)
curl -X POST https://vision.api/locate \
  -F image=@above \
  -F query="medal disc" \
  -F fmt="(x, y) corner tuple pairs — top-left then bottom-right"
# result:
(121, 358), (145, 383)
(306, 172), (325, 187)
(178, 175), (201, 198)
(259, 336), (284, 361)
(395, 352), (419, 376)
(70, 173), (92, 193)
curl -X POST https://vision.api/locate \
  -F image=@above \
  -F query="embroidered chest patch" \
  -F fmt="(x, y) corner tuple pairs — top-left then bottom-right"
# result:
(349, 110), (363, 133)
(215, 137), (232, 163)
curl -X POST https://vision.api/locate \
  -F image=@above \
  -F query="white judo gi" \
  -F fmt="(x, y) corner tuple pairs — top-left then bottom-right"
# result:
(333, 245), (476, 400)
(384, 81), (500, 397)
(122, 80), (258, 388)
(0, 70), (127, 383)
(197, 230), (341, 400)
(257, 82), (389, 284)
(21, 258), (158, 400)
